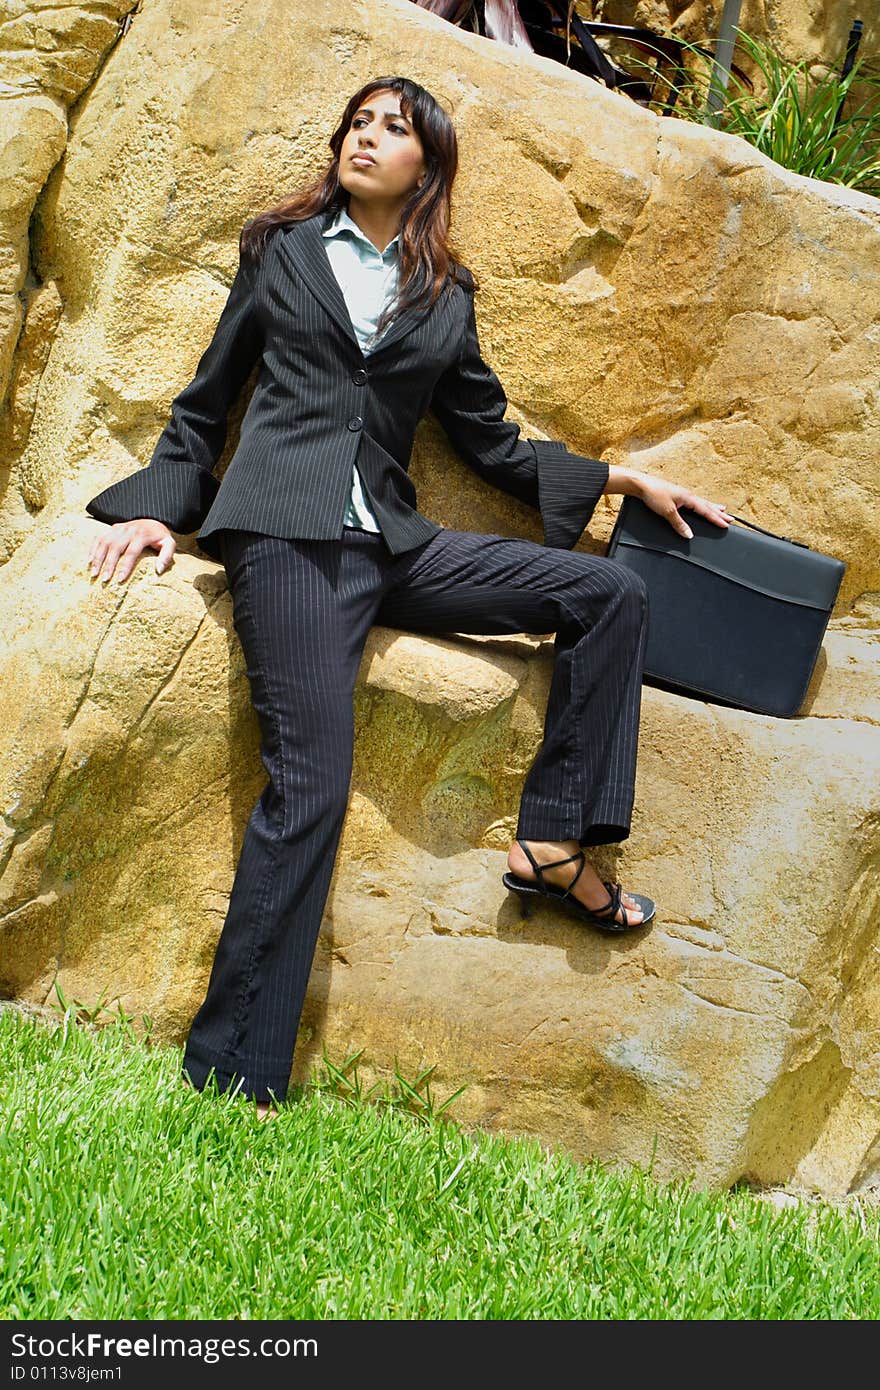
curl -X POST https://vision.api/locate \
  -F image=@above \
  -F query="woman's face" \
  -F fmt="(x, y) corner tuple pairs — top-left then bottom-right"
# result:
(338, 88), (427, 205)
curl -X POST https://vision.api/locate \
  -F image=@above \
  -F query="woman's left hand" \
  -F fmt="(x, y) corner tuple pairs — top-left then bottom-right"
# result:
(635, 474), (732, 539)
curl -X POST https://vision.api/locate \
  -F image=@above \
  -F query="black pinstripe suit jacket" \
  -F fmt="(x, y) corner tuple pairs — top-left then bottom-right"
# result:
(85, 207), (610, 564)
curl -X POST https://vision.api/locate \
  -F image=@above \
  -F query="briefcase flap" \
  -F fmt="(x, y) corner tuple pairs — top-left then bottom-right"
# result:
(609, 498), (845, 613)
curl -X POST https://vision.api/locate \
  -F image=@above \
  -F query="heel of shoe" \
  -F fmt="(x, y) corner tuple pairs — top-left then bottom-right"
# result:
(502, 872), (535, 919)
(516, 893), (534, 919)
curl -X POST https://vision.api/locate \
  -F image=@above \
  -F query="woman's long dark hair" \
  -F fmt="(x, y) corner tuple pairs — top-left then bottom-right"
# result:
(240, 76), (475, 338)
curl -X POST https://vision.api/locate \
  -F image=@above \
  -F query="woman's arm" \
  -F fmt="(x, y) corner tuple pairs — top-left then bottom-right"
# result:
(85, 241), (263, 537)
(430, 289), (730, 546)
(428, 291), (608, 550)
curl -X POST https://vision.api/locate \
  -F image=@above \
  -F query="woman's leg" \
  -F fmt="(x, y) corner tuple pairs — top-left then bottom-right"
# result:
(376, 529), (649, 924)
(181, 528), (391, 1107)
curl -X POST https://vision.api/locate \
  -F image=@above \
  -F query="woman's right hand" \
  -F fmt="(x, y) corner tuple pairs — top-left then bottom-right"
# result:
(87, 519), (177, 585)
(636, 475), (731, 539)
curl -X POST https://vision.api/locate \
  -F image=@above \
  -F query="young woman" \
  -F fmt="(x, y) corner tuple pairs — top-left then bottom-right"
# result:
(85, 76), (731, 1120)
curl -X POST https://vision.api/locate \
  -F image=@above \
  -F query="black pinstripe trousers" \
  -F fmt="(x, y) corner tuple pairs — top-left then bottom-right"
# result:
(181, 524), (649, 1104)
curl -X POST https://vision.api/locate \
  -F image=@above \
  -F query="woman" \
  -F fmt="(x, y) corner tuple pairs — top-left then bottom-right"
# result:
(85, 76), (730, 1120)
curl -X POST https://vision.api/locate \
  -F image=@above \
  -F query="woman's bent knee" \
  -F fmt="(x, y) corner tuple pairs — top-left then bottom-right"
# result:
(602, 559), (648, 610)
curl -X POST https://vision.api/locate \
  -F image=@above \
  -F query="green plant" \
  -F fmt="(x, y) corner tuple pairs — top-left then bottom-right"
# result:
(310, 1044), (467, 1122)
(48, 976), (155, 1044)
(670, 28), (880, 195)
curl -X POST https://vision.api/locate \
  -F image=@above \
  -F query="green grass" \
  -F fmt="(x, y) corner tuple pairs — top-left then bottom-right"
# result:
(2, 1004), (878, 1320)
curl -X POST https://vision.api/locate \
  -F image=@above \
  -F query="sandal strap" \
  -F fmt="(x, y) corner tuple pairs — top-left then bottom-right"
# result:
(516, 839), (586, 892)
(592, 880), (627, 928)
(558, 852), (587, 902)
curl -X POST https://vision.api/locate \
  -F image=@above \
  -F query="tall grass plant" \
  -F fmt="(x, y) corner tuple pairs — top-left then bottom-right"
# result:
(664, 28), (880, 195)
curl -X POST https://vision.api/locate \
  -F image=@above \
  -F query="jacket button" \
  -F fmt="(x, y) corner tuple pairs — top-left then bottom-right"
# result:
(347, 416), (363, 431)
(351, 369), (367, 385)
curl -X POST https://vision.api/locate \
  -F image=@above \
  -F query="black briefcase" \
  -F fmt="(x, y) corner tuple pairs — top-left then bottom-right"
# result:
(606, 495), (846, 718)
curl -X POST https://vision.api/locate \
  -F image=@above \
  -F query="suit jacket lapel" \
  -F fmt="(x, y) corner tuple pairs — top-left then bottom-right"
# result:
(275, 210), (444, 361)
(277, 212), (359, 351)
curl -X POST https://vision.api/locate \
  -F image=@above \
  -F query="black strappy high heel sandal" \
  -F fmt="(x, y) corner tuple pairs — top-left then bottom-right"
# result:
(502, 838), (656, 933)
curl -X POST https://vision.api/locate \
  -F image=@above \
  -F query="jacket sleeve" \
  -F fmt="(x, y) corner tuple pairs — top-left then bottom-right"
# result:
(428, 287), (609, 549)
(85, 242), (262, 535)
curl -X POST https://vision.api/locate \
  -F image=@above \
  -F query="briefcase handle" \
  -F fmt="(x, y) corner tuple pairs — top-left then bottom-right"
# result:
(719, 512), (810, 549)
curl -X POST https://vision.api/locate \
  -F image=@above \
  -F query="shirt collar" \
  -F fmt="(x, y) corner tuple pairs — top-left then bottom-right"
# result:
(322, 205), (400, 257)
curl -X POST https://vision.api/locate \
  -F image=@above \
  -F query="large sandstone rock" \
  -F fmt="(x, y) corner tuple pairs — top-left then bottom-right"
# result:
(0, 0), (878, 1192)
(0, 1), (130, 453)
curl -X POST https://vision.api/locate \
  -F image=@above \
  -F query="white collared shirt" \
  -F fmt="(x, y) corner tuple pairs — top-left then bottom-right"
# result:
(322, 205), (402, 532)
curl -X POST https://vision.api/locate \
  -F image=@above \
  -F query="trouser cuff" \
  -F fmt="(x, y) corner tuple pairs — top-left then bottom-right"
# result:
(515, 809), (631, 846)
(182, 1048), (292, 1105)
